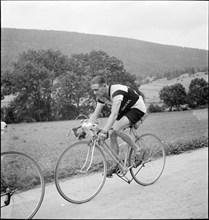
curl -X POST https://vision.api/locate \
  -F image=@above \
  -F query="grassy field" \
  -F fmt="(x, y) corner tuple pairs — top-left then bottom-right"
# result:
(1, 108), (208, 182)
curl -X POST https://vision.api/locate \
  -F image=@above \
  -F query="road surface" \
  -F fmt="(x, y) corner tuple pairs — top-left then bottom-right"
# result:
(35, 147), (208, 219)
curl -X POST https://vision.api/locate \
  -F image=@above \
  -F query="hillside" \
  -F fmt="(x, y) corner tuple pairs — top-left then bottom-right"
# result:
(140, 71), (208, 104)
(1, 28), (208, 79)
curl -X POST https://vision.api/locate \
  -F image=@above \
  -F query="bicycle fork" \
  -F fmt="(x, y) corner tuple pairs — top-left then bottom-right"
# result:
(77, 142), (95, 173)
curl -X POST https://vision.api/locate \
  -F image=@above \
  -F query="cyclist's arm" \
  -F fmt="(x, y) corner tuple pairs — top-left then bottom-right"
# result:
(88, 102), (104, 123)
(102, 100), (122, 132)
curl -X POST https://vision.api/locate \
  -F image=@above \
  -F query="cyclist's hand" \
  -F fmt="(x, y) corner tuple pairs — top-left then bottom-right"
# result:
(98, 129), (108, 142)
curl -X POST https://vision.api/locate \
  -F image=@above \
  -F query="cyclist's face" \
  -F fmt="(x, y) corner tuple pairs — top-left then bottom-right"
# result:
(91, 83), (106, 99)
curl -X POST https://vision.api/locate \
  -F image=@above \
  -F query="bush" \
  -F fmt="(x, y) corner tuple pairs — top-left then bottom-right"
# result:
(148, 103), (164, 113)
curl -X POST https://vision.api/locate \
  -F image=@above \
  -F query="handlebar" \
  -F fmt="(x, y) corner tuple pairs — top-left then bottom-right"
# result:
(71, 122), (100, 140)
(71, 116), (145, 140)
(70, 112), (148, 140)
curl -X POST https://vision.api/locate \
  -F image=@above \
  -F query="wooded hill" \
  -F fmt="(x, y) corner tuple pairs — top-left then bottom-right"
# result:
(1, 28), (208, 79)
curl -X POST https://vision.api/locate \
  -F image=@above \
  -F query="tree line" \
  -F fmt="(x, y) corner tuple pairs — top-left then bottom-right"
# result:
(1, 48), (208, 123)
(1, 49), (142, 123)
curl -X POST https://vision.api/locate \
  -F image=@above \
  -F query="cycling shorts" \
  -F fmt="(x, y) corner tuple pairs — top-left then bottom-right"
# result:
(116, 108), (145, 125)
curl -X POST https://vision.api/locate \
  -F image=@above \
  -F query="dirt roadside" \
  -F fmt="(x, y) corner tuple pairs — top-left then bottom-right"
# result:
(35, 147), (208, 219)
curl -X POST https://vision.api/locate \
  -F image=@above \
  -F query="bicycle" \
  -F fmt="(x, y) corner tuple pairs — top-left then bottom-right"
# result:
(1, 123), (45, 219)
(55, 115), (166, 204)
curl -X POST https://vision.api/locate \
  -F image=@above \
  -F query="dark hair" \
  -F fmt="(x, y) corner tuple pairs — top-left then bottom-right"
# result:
(91, 75), (106, 85)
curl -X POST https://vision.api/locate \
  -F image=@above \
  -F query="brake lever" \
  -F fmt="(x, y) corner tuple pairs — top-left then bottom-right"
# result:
(68, 125), (82, 137)
(72, 127), (78, 137)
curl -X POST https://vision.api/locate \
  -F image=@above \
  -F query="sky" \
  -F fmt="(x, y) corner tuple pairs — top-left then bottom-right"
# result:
(1, 1), (208, 50)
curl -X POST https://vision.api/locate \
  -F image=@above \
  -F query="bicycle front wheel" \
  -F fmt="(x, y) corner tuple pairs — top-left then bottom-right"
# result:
(129, 133), (166, 186)
(1, 151), (45, 219)
(55, 140), (107, 204)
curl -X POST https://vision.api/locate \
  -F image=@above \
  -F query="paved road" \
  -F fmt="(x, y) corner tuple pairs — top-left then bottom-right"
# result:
(35, 147), (208, 219)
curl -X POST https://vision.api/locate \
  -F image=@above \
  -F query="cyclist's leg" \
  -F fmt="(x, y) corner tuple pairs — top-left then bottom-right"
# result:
(110, 117), (130, 154)
(115, 127), (140, 153)
(106, 118), (130, 177)
(113, 115), (139, 154)
(115, 109), (147, 167)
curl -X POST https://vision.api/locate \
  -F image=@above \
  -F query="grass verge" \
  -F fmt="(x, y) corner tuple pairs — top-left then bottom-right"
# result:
(165, 136), (208, 156)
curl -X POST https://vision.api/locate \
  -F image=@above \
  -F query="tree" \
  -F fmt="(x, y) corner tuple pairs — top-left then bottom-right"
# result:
(69, 50), (141, 91)
(1, 70), (16, 100)
(5, 49), (70, 122)
(52, 71), (92, 120)
(60, 50), (144, 115)
(187, 78), (208, 108)
(159, 83), (187, 111)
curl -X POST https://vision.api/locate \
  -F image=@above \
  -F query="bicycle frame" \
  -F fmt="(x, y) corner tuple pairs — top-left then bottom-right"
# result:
(77, 126), (144, 184)
(101, 141), (131, 173)
(72, 116), (156, 183)
(102, 127), (146, 183)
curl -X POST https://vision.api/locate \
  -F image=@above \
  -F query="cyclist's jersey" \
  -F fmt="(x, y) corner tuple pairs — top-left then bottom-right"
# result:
(97, 84), (147, 120)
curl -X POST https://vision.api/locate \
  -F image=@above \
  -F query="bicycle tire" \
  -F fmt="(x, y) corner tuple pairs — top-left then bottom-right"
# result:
(1, 151), (45, 219)
(55, 140), (107, 204)
(129, 133), (166, 186)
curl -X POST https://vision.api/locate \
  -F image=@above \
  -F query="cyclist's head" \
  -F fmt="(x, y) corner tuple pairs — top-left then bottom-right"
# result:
(91, 75), (106, 86)
(91, 75), (108, 98)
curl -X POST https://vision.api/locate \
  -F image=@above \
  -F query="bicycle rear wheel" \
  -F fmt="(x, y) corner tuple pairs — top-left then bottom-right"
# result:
(1, 151), (45, 219)
(129, 133), (166, 186)
(55, 140), (107, 204)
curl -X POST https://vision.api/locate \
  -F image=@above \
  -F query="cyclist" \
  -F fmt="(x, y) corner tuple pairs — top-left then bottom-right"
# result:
(87, 75), (147, 177)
